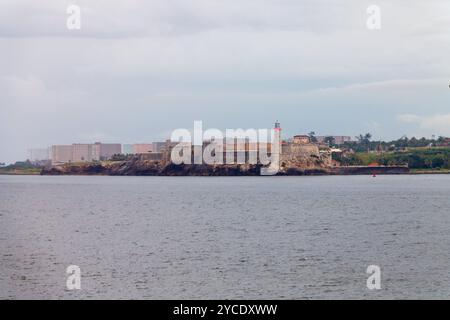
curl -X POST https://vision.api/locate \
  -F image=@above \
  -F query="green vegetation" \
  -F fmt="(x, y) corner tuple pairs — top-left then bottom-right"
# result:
(308, 131), (318, 143)
(338, 134), (448, 153)
(0, 160), (42, 175)
(321, 132), (449, 170)
(323, 136), (336, 146)
(334, 148), (450, 169)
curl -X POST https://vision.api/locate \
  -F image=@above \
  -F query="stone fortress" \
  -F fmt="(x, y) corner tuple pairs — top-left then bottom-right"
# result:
(137, 121), (334, 173)
(42, 121), (410, 176)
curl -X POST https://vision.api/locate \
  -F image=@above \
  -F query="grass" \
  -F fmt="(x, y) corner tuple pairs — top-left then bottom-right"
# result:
(410, 168), (450, 174)
(0, 168), (41, 175)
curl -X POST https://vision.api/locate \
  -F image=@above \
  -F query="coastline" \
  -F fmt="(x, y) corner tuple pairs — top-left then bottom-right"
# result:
(37, 161), (415, 176)
(2, 169), (449, 177)
(409, 169), (450, 174)
(0, 170), (41, 176)
(4, 162), (450, 177)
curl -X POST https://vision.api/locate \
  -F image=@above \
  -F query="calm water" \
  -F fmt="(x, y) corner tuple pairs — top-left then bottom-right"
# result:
(0, 175), (449, 299)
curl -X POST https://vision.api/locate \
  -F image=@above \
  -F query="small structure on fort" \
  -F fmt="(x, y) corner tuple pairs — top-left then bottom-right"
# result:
(281, 131), (331, 170)
(293, 135), (311, 145)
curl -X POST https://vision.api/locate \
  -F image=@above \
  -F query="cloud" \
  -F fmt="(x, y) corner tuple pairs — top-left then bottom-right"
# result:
(397, 114), (421, 123)
(2, 0), (450, 39)
(397, 113), (450, 136)
(0, 75), (46, 97)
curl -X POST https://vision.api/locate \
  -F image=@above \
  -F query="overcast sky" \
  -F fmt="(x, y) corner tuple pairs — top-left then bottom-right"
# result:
(1, 0), (449, 163)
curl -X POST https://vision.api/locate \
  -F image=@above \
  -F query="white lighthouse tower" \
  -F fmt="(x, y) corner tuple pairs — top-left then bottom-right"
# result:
(274, 120), (282, 167)
(261, 121), (282, 175)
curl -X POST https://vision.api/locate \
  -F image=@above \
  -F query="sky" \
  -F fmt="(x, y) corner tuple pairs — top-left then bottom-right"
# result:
(1, 0), (449, 163)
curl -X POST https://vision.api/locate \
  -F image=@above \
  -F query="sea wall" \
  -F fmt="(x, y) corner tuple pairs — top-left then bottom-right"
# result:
(329, 166), (410, 175)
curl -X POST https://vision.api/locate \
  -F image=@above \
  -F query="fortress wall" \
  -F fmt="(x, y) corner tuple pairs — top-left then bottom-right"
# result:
(329, 166), (410, 175)
(281, 144), (320, 161)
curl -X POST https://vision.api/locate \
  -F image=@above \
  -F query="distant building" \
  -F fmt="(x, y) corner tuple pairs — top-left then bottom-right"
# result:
(27, 148), (50, 161)
(95, 142), (121, 160)
(72, 144), (95, 162)
(51, 143), (121, 164)
(133, 143), (153, 154)
(316, 136), (352, 145)
(152, 142), (167, 153)
(52, 145), (73, 164)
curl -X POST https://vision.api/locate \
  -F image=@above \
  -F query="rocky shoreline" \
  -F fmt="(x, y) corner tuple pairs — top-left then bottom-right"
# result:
(40, 159), (410, 176)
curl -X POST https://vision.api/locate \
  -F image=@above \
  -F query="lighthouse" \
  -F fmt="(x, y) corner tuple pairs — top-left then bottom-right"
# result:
(272, 120), (282, 172)
(274, 120), (282, 156)
(259, 121), (282, 175)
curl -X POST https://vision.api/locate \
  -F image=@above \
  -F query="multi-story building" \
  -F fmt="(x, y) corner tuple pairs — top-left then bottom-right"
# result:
(316, 136), (352, 145)
(95, 142), (121, 160)
(133, 143), (153, 154)
(51, 145), (73, 164)
(152, 142), (167, 153)
(51, 143), (121, 164)
(72, 144), (95, 162)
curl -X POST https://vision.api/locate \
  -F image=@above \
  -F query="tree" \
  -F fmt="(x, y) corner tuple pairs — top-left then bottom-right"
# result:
(355, 133), (372, 151)
(324, 136), (335, 146)
(356, 133), (372, 142)
(308, 131), (318, 143)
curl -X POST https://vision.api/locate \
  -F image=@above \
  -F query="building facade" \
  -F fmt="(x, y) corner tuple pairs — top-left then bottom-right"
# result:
(133, 143), (153, 154)
(293, 135), (311, 144)
(51, 143), (121, 164)
(316, 136), (352, 145)
(72, 144), (95, 162)
(95, 142), (121, 160)
(51, 145), (73, 164)
(152, 142), (167, 153)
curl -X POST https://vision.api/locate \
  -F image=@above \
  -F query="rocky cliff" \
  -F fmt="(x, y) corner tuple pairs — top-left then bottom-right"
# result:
(41, 159), (410, 176)
(40, 158), (331, 176)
